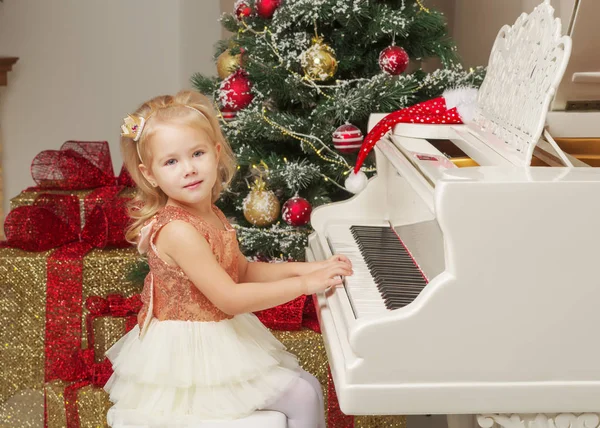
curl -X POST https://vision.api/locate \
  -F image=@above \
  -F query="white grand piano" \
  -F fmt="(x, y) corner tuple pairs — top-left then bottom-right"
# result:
(306, 1), (600, 427)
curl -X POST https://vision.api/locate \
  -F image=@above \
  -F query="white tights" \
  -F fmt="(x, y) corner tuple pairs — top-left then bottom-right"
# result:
(262, 369), (326, 428)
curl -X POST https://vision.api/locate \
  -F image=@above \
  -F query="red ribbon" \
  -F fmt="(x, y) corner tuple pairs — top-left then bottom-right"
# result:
(86, 294), (142, 318)
(327, 368), (355, 428)
(85, 294), (141, 351)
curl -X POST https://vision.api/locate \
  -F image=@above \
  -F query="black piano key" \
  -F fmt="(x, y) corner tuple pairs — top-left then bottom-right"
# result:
(368, 261), (425, 271)
(382, 288), (423, 297)
(372, 272), (422, 282)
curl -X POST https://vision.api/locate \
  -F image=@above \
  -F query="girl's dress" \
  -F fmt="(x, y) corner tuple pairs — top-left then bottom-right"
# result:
(104, 205), (301, 427)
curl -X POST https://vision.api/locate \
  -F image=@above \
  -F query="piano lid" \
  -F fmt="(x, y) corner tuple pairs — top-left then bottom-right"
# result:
(551, 0), (600, 111)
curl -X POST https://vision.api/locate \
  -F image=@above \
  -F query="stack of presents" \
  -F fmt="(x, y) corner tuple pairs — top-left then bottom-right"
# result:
(0, 141), (404, 428)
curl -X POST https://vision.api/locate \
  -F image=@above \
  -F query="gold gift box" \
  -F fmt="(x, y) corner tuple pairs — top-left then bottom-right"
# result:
(0, 246), (142, 427)
(45, 381), (112, 428)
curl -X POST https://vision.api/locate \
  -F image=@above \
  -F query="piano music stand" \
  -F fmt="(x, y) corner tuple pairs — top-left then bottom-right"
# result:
(388, 0), (574, 168)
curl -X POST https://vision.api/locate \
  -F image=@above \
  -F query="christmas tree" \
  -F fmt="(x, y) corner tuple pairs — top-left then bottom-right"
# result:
(192, 0), (484, 261)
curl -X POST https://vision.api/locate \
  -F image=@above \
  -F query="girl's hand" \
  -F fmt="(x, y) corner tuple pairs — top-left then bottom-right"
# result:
(305, 254), (352, 275)
(326, 254), (352, 267)
(300, 260), (353, 295)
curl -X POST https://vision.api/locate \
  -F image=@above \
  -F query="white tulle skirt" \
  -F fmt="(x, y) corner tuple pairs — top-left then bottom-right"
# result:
(104, 313), (301, 427)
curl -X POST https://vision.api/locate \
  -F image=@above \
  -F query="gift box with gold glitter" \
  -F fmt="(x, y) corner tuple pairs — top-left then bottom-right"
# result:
(0, 178), (142, 427)
(45, 380), (112, 428)
(0, 245), (142, 427)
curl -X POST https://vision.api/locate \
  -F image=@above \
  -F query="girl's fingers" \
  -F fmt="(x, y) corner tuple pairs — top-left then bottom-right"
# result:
(331, 254), (351, 265)
(330, 266), (352, 277)
(328, 276), (343, 287)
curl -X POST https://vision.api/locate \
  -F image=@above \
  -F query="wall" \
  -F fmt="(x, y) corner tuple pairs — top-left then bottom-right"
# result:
(0, 0), (574, 218)
(181, 0), (221, 88)
(453, 0), (576, 68)
(0, 0), (220, 217)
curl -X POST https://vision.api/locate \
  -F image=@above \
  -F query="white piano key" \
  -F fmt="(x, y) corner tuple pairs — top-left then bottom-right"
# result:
(327, 224), (388, 317)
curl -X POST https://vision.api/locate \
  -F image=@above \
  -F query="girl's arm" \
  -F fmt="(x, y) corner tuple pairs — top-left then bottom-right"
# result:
(157, 220), (352, 316)
(238, 249), (352, 283)
(239, 253), (306, 283)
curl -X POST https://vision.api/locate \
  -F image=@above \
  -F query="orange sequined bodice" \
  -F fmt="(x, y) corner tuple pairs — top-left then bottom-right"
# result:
(137, 205), (239, 332)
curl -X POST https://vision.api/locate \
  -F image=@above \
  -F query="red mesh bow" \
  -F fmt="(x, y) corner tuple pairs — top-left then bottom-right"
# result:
(117, 164), (136, 187)
(4, 193), (129, 251)
(30, 141), (133, 189)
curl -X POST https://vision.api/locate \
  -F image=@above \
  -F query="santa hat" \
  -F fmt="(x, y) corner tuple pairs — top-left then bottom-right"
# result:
(345, 87), (478, 194)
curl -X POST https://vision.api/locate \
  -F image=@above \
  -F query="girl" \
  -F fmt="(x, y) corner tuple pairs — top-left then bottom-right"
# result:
(104, 90), (353, 428)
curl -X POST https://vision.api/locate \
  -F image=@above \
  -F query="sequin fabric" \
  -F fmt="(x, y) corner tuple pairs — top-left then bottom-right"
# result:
(137, 205), (238, 329)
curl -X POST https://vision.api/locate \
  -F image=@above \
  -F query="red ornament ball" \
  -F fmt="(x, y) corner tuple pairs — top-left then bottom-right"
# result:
(379, 45), (409, 75)
(234, 0), (252, 20)
(282, 196), (312, 227)
(219, 69), (254, 112)
(221, 107), (237, 122)
(332, 123), (363, 154)
(256, 0), (281, 19)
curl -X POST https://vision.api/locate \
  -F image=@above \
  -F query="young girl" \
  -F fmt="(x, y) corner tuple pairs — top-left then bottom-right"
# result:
(104, 90), (353, 428)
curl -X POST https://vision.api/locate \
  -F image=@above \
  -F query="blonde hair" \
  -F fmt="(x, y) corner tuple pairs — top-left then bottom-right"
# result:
(122, 90), (237, 244)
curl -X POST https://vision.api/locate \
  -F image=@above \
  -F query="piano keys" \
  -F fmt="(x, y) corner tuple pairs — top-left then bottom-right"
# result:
(327, 221), (444, 317)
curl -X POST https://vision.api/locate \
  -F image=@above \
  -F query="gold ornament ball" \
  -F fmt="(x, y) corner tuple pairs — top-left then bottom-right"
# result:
(301, 37), (338, 81)
(243, 189), (280, 227)
(217, 49), (242, 79)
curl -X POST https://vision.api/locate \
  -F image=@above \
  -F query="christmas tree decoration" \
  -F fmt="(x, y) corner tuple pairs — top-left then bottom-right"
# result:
(282, 196), (312, 227)
(353, 87), (478, 178)
(255, 0), (281, 19)
(220, 107), (237, 122)
(332, 123), (363, 154)
(234, 0), (252, 21)
(243, 178), (280, 227)
(300, 36), (338, 81)
(379, 45), (410, 75)
(344, 170), (368, 194)
(219, 69), (254, 111)
(216, 49), (243, 79)
(191, 0), (486, 265)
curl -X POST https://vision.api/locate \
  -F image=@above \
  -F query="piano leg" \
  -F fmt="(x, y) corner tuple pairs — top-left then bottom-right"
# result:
(447, 414), (478, 428)
(476, 414), (600, 428)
